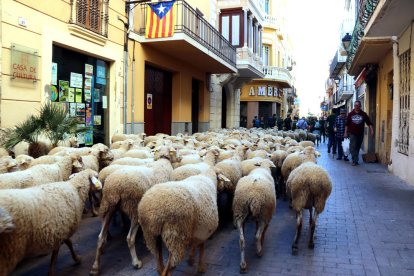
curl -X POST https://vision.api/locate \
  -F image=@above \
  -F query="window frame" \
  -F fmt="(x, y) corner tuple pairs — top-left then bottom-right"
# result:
(219, 9), (244, 48)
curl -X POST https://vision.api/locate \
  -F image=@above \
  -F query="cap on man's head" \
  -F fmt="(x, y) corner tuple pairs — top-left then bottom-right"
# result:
(340, 108), (346, 113)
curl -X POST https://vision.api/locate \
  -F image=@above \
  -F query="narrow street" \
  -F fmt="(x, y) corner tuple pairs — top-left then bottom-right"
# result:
(13, 142), (414, 276)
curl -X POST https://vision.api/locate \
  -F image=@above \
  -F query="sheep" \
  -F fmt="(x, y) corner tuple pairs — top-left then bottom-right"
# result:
(14, 154), (34, 170)
(90, 147), (174, 275)
(0, 169), (102, 275)
(111, 133), (145, 144)
(0, 156), (18, 174)
(233, 159), (276, 273)
(241, 157), (264, 177)
(0, 155), (75, 189)
(286, 162), (332, 255)
(111, 157), (154, 166)
(299, 141), (315, 148)
(0, 148), (9, 158)
(122, 148), (153, 159)
(137, 168), (228, 275)
(270, 149), (288, 198)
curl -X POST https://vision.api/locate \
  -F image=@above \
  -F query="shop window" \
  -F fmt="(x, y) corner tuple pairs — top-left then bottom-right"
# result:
(220, 9), (243, 47)
(71, 0), (109, 37)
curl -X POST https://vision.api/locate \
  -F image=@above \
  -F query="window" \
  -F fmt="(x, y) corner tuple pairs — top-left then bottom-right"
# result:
(71, 0), (109, 36)
(265, 0), (270, 14)
(398, 49), (410, 155)
(220, 10), (243, 47)
(262, 45), (270, 65)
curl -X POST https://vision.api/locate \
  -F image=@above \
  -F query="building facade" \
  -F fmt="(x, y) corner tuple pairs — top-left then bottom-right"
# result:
(1, 0), (127, 145)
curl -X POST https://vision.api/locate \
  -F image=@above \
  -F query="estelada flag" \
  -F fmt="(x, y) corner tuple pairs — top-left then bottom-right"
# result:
(145, 0), (176, 38)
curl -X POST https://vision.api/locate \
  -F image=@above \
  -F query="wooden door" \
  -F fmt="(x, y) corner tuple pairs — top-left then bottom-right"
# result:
(144, 65), (172, 135)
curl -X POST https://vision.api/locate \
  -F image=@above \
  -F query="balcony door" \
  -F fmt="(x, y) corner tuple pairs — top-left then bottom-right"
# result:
(144, 65), (172, 135)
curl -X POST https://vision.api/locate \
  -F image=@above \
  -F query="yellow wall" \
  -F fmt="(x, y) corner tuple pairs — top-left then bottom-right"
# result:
(376, 50), (393, 164)
(1, 0), (125, 140)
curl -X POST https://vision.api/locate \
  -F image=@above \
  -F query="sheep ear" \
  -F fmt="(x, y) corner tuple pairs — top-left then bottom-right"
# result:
(254, 162), (261, 167)
(91, 176), (102, 190)
(69, 173), (77, 179)
(315, 151), (321, 157)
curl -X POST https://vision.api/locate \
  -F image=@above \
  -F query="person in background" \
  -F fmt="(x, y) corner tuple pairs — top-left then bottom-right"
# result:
(277, 116), (284, 130)
(253, 115), (260, 128)
(335, 108), (349, 161)
(312, 117), (321, 146)
(344, 100), (374, 166)
(296, 116), (308, 130)
(260, 116), (266, 128)
(326, 110), (337, 154)
(292, 116), (299, 131)
(267, 114), (275, 128)
(284, 114), (292, 130)
(319, 116), (326, 143)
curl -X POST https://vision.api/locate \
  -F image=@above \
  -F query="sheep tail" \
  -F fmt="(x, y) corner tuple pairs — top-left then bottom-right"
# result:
(0, 207), (15, 234)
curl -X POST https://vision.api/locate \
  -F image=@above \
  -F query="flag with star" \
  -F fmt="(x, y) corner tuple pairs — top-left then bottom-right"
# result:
(145, 0), (176, 38)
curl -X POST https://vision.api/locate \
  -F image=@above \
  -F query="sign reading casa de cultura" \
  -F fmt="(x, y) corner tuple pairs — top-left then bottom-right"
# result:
(10, 43), (39, 81)
(240, 84), (284, 102)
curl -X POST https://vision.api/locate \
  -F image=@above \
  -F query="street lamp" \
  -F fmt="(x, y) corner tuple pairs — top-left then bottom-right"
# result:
(341, 33), (352, 51)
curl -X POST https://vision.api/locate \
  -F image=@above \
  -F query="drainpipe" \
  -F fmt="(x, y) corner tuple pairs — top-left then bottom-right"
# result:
(118, 15), (129, 134)
(131, 40), (135, 134)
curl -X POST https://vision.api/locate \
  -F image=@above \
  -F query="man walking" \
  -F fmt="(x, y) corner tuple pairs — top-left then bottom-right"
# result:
(344, 101), (374, 166)
(326, 111), (337, 154)
(335, 108), (348, 161)
(284, 114), (292, 130)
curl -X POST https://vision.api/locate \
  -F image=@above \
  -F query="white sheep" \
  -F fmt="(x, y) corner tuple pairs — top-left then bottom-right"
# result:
(0, 169), (102, 275)
(233, 159), (276, 273)
(90, 147), (174, 275)
(270, 149), (289, 198)
(0, 155), (75, 189)
(0, 156), (18, 174)
(286, 162), (332, 255)
(138, 169), (226, 275)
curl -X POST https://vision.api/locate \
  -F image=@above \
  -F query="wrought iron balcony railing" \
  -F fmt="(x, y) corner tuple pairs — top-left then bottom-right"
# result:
(263, 66), (292, 86)
(69, 0), (109, 37)
(337, 78), (355, 101)
(136, 0), (236, 67)
(329, 50), (346, 78)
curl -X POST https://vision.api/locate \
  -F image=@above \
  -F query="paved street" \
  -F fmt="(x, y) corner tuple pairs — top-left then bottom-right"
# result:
(12, 142), (414, 276)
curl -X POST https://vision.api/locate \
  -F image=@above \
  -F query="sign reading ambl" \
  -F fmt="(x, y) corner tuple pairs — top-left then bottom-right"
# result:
(10, 43), (38, 81)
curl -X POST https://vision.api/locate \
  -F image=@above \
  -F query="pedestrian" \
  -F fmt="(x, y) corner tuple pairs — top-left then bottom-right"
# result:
(252, 115), (260, 128)
(334, 108), (349, 161)
(326, 110), (337, 154)
(296, 116), (308, 130)
(344, 100), (374, 166)
(267, 114), (275, 128)
(284, 114), (292, 130)
(319, 116), (327, 143)
(260, 116), (266, 128)
(277, 116), (284, 130)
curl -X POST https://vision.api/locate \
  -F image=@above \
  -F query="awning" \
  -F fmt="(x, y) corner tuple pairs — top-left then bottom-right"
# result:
(333, 100), (346, 109)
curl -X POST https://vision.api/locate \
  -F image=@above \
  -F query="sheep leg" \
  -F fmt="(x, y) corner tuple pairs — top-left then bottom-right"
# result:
(292, 210), (303, 255)
(309, 208), (313, 227)
(126, 222), (142, 269)
(308, 211), (319, 249)
(188, 244), (196, 266)
(197, 242), (206, 273)
(90, 208), (116, 275)
(161, 253), (174, 276)
(90, 192), (100, 217)
(255, 220), (266, 257)
(48, 246), (60, 276)
(237, 220), (248, 273)
(155, 236), (165, 275)
(64, 239), (81, 264)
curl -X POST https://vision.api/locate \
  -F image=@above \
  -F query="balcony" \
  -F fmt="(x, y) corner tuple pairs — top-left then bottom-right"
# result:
(236, 47), (264, 78)
(262, 66), (292, 88)
(337, 79), (354, 101)
(134, 0), (237, 74)
(329, 50), (346, 78)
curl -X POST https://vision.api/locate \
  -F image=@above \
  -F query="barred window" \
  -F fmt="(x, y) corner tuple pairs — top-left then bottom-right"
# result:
(398, 49), (410, 155)
(71, 0), (108, 37)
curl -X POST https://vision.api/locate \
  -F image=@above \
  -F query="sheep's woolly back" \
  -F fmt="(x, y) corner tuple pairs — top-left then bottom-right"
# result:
(287, 162), (332, 213)
(111, 157), (154, 166)
(170, 162), (215, 182)
(241, 157), (264, 176)
(215, 158), (242, 192)
(0, 156), (73, 189)
(270, 150), (288, 168)
(138, 175), (218, 268)
(0, 207), (14, 234)
(233, 168), (276, 224)
(299, 141), (315, 148)
(281, 147), (318, 181)
(0, 169), (97, 275)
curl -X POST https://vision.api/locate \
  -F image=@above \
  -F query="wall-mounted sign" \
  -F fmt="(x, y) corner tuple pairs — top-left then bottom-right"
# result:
(147, 93), (153, 109)
(241, 84), (284, 102)
(10, 43), (38, 81)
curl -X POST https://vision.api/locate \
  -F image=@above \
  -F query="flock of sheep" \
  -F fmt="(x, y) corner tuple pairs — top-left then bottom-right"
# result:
(0, 128), (332, 275)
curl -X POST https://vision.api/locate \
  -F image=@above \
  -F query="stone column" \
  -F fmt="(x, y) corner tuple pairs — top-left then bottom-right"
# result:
(243, 8), (248, 48)
(389, 36), (399, 172)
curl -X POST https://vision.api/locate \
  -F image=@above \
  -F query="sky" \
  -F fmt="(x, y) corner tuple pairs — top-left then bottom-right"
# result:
(285, 0), (344, 116)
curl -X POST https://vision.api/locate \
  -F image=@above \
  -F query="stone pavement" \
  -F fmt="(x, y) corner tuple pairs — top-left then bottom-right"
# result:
(12, 142), (414, 276)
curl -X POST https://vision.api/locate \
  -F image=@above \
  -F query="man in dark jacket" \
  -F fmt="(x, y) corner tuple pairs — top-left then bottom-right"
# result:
(326, 110), (337, 154)
(284, 115), (292, 130)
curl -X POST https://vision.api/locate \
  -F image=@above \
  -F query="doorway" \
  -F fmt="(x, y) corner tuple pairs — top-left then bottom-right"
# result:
(191, 79), (199, 134)
(144, 65), (172, 135)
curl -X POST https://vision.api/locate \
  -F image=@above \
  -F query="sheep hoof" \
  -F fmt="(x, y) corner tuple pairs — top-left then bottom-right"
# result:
(133, 260), (142, 269)
(291, 246), (298, 256)
(240, 264), (248, 274)
(89, 268), (99, 276)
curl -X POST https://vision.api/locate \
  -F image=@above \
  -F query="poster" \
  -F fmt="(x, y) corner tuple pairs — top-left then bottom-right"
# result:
(102, 96), (107, 109)
(75, 88), (82, 103)
(94, 88), (100, 102)
(70, 72), (83, 88)
(97, 64), (105, 78)
(68, 87), (75, 102)
(50, 85), (58, 102)
(94, 115), (101, 126)
(85, 105), (93, 126)
(58, 80), (69, 102)
(76, 103), (86, 119)
(147, 93), (153, 109)
(96, 77), (106, 85)
(84, 130), (93, 146)
(51, 62), (57, 85)
(85, 64), (93, 78)
(69, 103), (76, 117)
(76, 124), (85, 144)
(84, 78), (92, 102)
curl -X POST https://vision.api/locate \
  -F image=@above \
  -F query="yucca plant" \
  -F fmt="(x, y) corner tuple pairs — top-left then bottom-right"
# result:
(2, 103), (90, 157)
